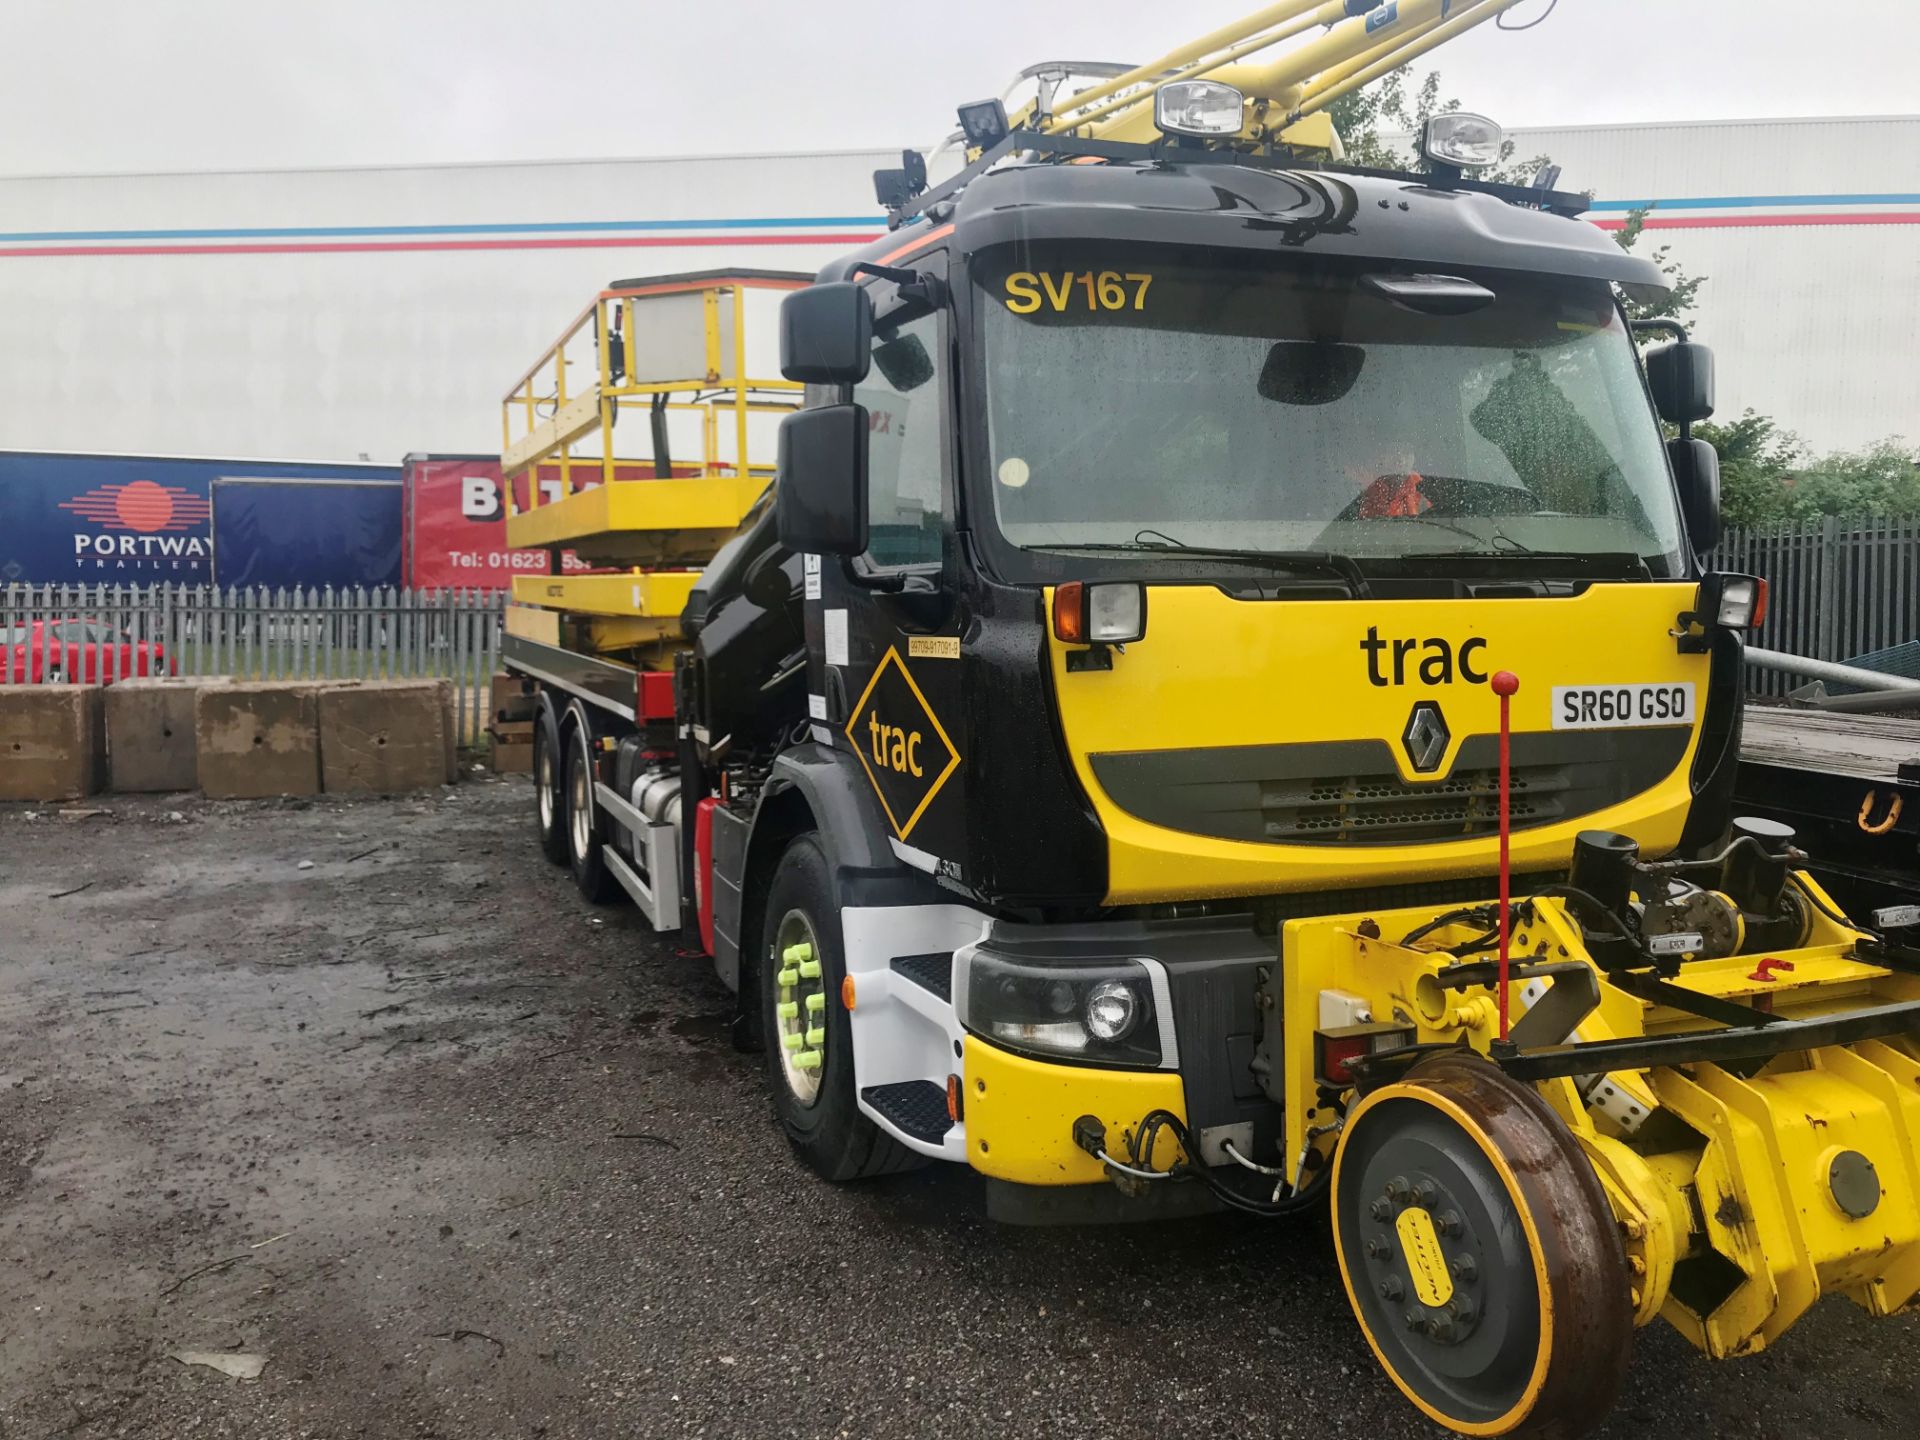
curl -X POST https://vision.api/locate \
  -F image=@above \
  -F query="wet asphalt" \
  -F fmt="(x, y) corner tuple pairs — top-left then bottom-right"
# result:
(1, 780), (1915, 1438)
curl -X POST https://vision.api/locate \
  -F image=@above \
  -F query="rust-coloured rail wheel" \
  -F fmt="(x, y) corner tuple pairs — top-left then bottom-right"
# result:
(1331, 1051), (1633, 1438)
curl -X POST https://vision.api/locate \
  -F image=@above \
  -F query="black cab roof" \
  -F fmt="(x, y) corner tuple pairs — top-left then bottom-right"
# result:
(827, 160), (1666, 300)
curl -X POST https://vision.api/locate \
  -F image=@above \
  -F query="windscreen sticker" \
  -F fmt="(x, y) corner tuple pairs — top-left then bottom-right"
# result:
(1003, 271), (1154, 315)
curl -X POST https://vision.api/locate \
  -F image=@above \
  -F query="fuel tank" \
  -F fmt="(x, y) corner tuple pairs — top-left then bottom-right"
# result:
(683, 494), (805, 753)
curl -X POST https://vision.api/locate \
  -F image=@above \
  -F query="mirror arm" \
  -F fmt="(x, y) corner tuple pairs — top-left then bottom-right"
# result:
(852, 263), (950, 309)
(1629, 318), (1689, 343)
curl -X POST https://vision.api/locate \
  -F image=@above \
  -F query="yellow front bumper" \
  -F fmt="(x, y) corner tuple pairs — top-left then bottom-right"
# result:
(961, 1036), (1188, 1185)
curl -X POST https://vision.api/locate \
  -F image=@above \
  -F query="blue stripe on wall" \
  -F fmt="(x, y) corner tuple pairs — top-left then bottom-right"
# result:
(1585, 192), (1920, 212)
(6, 194), (1917, 246)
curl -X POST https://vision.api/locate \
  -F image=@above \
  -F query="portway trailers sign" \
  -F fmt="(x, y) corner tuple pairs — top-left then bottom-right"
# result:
(0, 450), (400, 585)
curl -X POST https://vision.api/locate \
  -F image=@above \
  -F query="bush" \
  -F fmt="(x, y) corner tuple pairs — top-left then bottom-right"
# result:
(1696, 414), (1920, 525)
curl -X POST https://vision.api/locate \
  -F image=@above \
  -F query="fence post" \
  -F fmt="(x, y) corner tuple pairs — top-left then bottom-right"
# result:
(1816, 514), (1841, 661)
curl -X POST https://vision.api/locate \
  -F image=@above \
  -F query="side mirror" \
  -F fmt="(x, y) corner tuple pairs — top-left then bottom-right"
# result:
(1668, 436), (1721, 555)
(780, 283), (873, 384)
(1644, 341), (1715, 426)
(776, 405), (868, 555)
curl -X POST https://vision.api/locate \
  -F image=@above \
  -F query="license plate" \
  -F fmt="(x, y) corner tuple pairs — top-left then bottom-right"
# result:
(1551, 683), (1694, 731)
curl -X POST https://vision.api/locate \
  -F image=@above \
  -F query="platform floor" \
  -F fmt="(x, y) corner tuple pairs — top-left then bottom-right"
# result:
(1743, 705), (1920, 782)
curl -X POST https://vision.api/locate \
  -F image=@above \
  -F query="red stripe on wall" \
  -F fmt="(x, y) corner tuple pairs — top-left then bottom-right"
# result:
(1590, 211), (1920, 232)
(0, 232), (885, 259)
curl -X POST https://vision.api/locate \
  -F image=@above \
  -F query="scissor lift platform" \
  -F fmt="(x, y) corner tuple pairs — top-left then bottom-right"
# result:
(499, 270), (803, 653)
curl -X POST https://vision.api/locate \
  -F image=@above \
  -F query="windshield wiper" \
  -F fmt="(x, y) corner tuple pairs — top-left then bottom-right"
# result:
(1398, 548), (1652, 579)
(1043, 540), (1374, 598)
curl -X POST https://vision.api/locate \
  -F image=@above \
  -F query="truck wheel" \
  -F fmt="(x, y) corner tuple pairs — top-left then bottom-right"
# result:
(565, 723), (618, 904)
(759, 833), (922, 1182)
(533, 709), (567, 865)
(1331, 1051), (1632, 1439)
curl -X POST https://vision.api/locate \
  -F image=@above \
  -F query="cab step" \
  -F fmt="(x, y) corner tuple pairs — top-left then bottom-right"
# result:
(889, 951), (953, 1002)
(861, 1080), (953, 1145)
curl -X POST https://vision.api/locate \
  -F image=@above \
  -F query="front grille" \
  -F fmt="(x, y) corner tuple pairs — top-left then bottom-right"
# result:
(1272, 763), (1571, 843)
(1089, 728), (1691, 849)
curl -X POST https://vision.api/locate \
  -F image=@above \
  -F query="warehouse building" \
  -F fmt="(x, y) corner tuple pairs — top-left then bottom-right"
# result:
(0, 114), (1913, 461)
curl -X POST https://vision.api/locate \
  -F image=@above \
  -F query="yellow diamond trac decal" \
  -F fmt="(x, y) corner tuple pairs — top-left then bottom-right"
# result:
(844, 646), (961, 841)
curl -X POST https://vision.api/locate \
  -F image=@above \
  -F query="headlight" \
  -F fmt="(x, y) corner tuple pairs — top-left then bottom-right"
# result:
(1084, 980), (1139, 1042)
(958, 950), (1164, 1066)
(1154, 80), (1245, 139)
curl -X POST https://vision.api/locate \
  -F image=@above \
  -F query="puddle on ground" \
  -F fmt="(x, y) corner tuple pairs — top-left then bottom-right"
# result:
(666, 1012), (731, 1044)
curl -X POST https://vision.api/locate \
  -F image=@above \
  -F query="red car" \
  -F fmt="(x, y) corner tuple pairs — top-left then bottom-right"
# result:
(0, 620), (174, 685)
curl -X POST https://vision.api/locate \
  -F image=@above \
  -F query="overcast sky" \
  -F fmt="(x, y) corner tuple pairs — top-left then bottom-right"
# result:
(3, 0), (1914, 176)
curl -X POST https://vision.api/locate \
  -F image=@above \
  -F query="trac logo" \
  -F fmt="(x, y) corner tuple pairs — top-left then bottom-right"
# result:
(59, 480), (213, 572)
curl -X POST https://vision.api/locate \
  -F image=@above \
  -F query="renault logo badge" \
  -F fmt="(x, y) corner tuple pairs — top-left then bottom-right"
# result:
(1402, 701), (1450, 773)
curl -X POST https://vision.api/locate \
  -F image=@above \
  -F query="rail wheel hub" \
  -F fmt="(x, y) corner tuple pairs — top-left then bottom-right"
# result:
(1333, 1052), (1633, 1437)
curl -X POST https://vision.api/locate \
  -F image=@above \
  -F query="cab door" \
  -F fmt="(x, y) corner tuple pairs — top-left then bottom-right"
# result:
(809, 255), (971, 869)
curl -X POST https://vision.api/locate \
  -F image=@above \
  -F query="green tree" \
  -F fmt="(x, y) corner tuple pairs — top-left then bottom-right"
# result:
(1692, 410), (1803, 526)
(1610, 206), (1704, 328)
(1327, 67), (1547, 184)
(1782, 441), (1920, 521)
(1690, 416), (1920, 525)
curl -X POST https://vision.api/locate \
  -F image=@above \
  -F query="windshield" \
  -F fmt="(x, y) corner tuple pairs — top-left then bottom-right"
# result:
(974, 245), (1685, 576)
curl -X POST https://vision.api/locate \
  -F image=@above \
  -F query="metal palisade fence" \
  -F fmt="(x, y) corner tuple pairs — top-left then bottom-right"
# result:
(3, 520), (1917, 719)
(0, 584), (507, 745)
(1718, 515), (1920, 695)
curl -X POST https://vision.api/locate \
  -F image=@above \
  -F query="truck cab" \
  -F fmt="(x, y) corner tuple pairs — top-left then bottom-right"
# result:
(735, 151), (1744, 1201)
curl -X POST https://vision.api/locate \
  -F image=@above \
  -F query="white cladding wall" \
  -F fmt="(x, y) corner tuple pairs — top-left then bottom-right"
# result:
(0, 117), (1914, 461)
(1510, 116), (1920, 454)
(0, 151), (899, 461)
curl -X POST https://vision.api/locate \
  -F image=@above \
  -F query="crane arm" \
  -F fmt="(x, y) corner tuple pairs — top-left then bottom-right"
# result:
(1037, 0), (1532, 154)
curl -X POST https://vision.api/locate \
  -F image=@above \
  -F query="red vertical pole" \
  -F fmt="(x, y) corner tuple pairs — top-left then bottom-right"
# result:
(1492, 670), (1520, 1042)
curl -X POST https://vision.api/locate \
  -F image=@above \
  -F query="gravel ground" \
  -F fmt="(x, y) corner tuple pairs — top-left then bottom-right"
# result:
(1, 779), (1915, 1439)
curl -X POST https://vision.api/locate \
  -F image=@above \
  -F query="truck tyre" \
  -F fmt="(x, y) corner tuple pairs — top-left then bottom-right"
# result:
(759, 833), (922, 1182)
(533, 708), (567, 866)
(565, 722), (619, 904)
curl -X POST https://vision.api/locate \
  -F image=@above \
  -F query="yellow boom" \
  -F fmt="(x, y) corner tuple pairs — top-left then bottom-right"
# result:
(1032, 0), (1529, 152)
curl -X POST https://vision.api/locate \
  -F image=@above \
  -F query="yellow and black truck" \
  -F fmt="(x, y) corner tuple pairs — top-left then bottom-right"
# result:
(499, 6), (1920, 1434)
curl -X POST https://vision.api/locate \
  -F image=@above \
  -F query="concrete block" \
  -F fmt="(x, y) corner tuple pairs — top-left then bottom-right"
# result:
(105, 677), (230, 793)
(489, 730), (533, 775)
(195, 683), (321, 798)
(0, 686), (104, 800)
(319, 680), (454, 795)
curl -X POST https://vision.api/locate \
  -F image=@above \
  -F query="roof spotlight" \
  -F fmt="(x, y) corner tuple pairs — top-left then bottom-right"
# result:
(956, 98), (1011, 151)
(1419, 112), (1504, 171)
